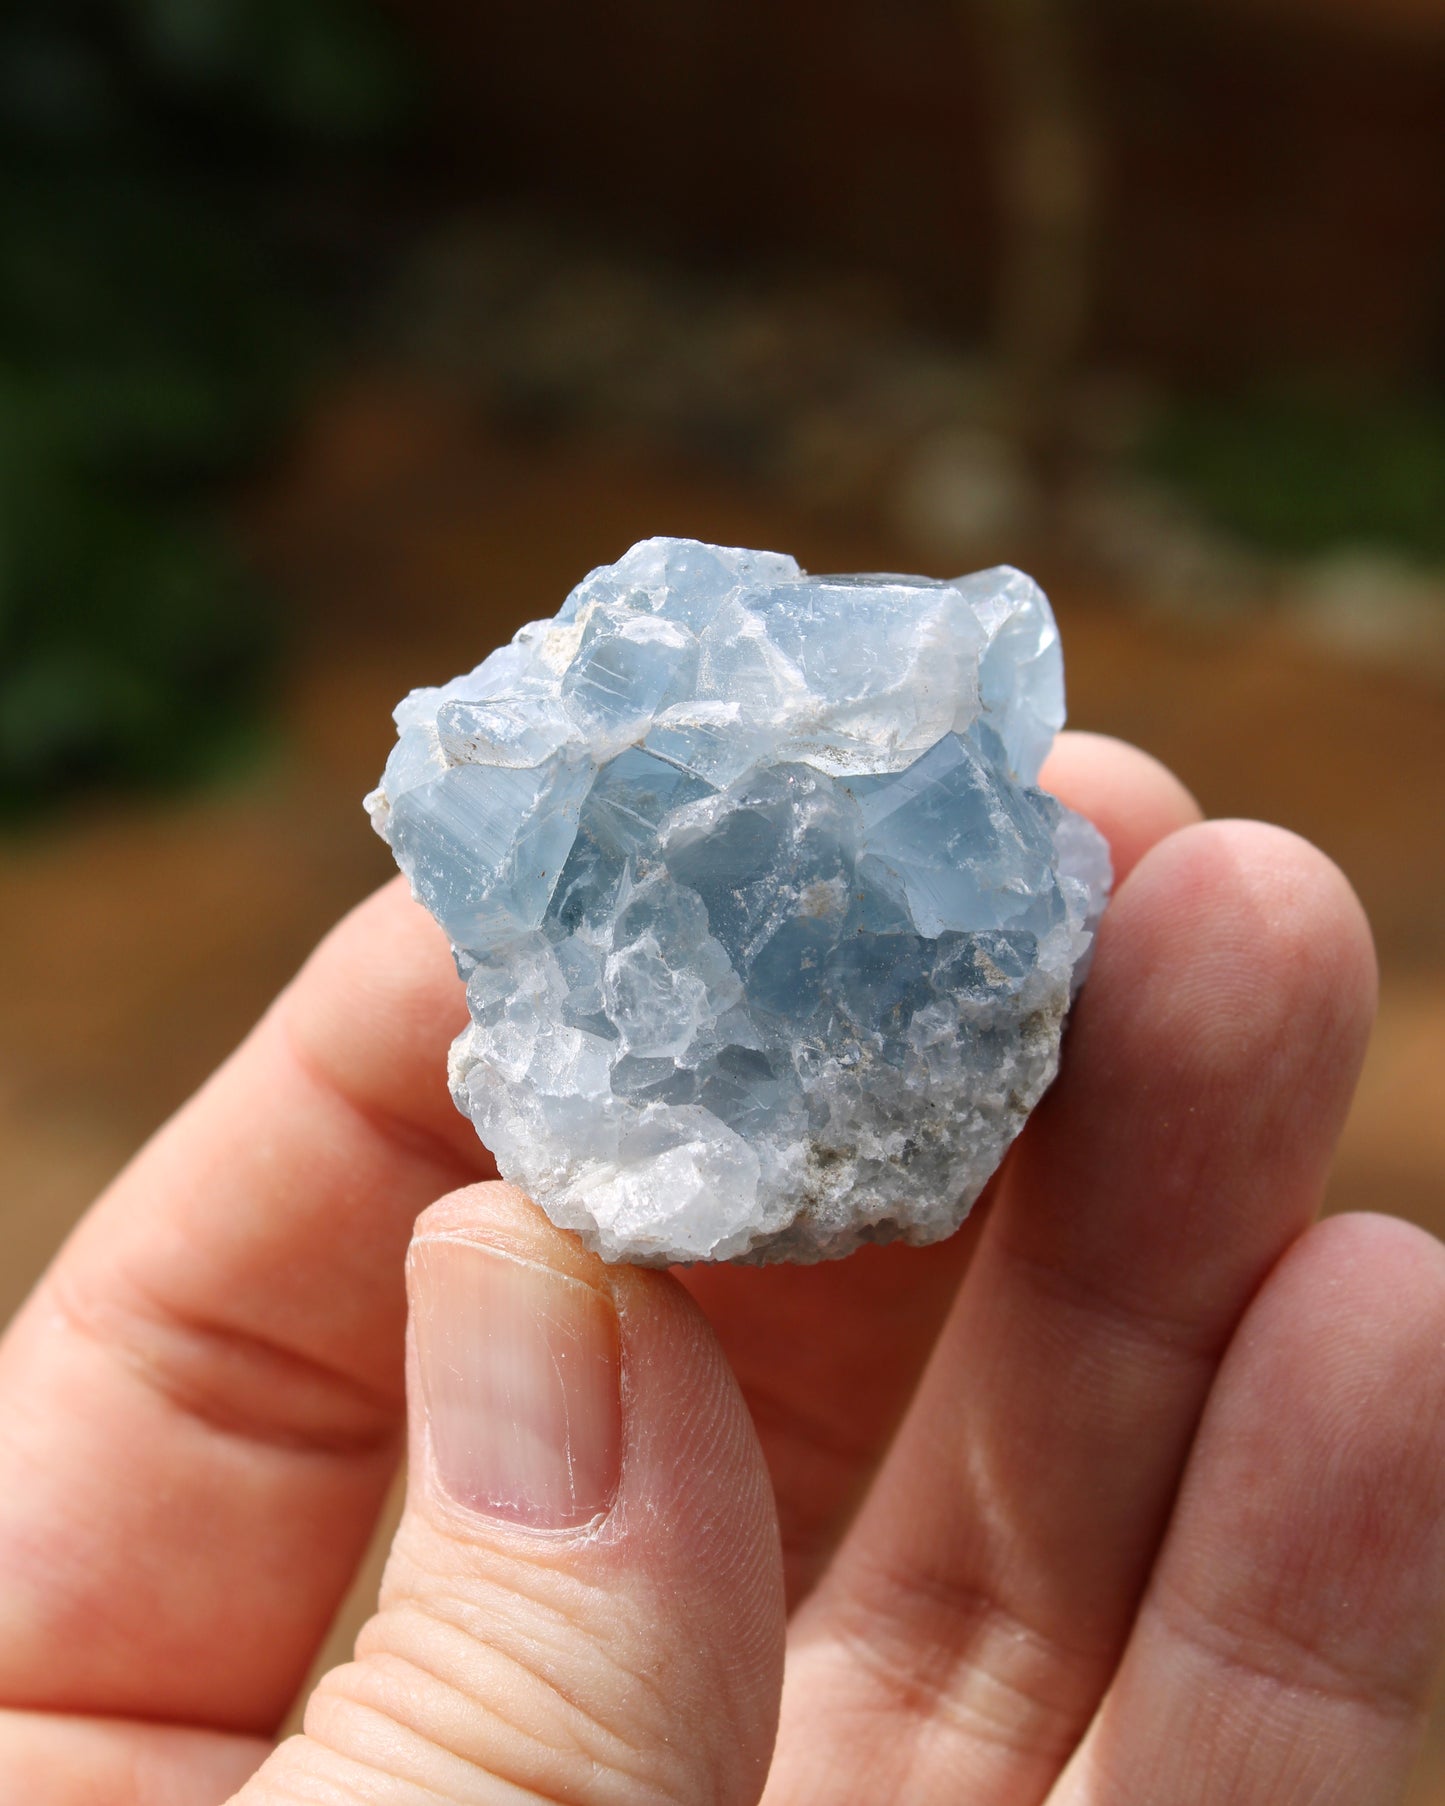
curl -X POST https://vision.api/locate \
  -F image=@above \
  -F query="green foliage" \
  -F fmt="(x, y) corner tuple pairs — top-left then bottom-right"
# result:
(1139, 389), (1445, 564)
(0, 168), (306, 481)
(130, 0), (414, 137)
(0, 485), (271, 812)
(0, 0), (417, 816)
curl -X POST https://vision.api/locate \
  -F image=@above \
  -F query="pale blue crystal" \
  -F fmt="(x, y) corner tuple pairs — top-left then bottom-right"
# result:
(367, 536), (1110, 1264)
(561, 611), (699, 747)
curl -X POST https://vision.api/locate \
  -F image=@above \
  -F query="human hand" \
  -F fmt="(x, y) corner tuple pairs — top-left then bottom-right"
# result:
(2, 732), (1441, 1806)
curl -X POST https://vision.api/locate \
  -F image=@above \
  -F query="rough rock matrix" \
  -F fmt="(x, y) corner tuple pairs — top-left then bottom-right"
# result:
(368, 537), (1110, 1264)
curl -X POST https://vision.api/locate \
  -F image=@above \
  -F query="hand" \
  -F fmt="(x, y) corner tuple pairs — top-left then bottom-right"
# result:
(1, 732), (1441, 1806)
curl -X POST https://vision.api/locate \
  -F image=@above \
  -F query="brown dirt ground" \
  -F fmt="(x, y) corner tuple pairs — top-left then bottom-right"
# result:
(3, 379), (1442, 1790)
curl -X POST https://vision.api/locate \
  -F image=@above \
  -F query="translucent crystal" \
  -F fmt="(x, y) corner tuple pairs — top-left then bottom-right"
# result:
(368, 537), (1110, 1264)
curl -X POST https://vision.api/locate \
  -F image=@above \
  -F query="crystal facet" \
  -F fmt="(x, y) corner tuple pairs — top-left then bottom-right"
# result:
(368, 537), (1109, 1264)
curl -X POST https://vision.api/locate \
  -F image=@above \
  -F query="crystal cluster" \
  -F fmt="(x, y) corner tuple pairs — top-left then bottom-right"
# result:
(367, 538), (1109, 1264)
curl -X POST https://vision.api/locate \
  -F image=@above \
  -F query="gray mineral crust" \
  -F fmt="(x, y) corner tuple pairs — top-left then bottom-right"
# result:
(368, 537), (1110, 1264)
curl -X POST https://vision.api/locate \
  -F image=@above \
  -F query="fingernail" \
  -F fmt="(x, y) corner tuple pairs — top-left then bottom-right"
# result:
(410, 1237), (622, 1529)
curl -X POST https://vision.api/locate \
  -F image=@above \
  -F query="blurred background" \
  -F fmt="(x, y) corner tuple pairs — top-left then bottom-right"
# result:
(2, 0), (1444, 1789)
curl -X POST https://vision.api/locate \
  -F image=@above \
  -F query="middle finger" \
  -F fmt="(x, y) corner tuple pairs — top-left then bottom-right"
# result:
(766, 820), (1377, 1805)
(681, 733), (1200, 1605)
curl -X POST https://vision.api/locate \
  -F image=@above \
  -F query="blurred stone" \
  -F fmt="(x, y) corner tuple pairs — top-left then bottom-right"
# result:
(1061, 473), (1271, 618)
(891, 426), (1037, 563)
(1285, 551), (1445, 673)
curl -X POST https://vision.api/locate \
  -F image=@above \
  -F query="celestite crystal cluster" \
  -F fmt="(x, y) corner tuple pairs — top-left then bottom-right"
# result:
(367, 537), (1109, 1264)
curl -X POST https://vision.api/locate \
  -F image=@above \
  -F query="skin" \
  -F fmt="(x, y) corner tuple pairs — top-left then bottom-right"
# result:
(1, 730), (1442, 1804)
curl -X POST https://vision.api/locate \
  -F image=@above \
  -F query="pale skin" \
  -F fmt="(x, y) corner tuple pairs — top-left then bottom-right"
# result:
(2, 731), (1443, 1804)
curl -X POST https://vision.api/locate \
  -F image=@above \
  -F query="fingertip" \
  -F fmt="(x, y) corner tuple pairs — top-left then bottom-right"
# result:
(1253, 1210), (1445, 1400)
(1053, 1210), (1445, 1806)
(279, 877), (485, 1170)
(1172, 1209), (1445, 1706)
(1088, 818), (1377, 1117)
(325, 1183), (789, 1806)
(1041, 732), (1202, 883)
(1135, 818), (1375, 974)
(302, 876), (459, 1014)
(404, 1183), (779, 1565)
(410, 1181), (608, 1295)
(1014, 817), (1381, 1314)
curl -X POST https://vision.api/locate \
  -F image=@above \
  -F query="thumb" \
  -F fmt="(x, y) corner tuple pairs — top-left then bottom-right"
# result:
(234, 1182), (785, 1806)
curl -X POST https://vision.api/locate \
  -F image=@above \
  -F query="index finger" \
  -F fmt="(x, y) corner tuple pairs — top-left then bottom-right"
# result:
(0, 878), (489, 1733)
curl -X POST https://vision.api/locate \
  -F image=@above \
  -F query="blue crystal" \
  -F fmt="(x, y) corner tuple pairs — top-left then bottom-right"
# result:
(368, 537), (1109, 1264)
(561, 611), (699, 742)
(386, 757), (591, 950)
